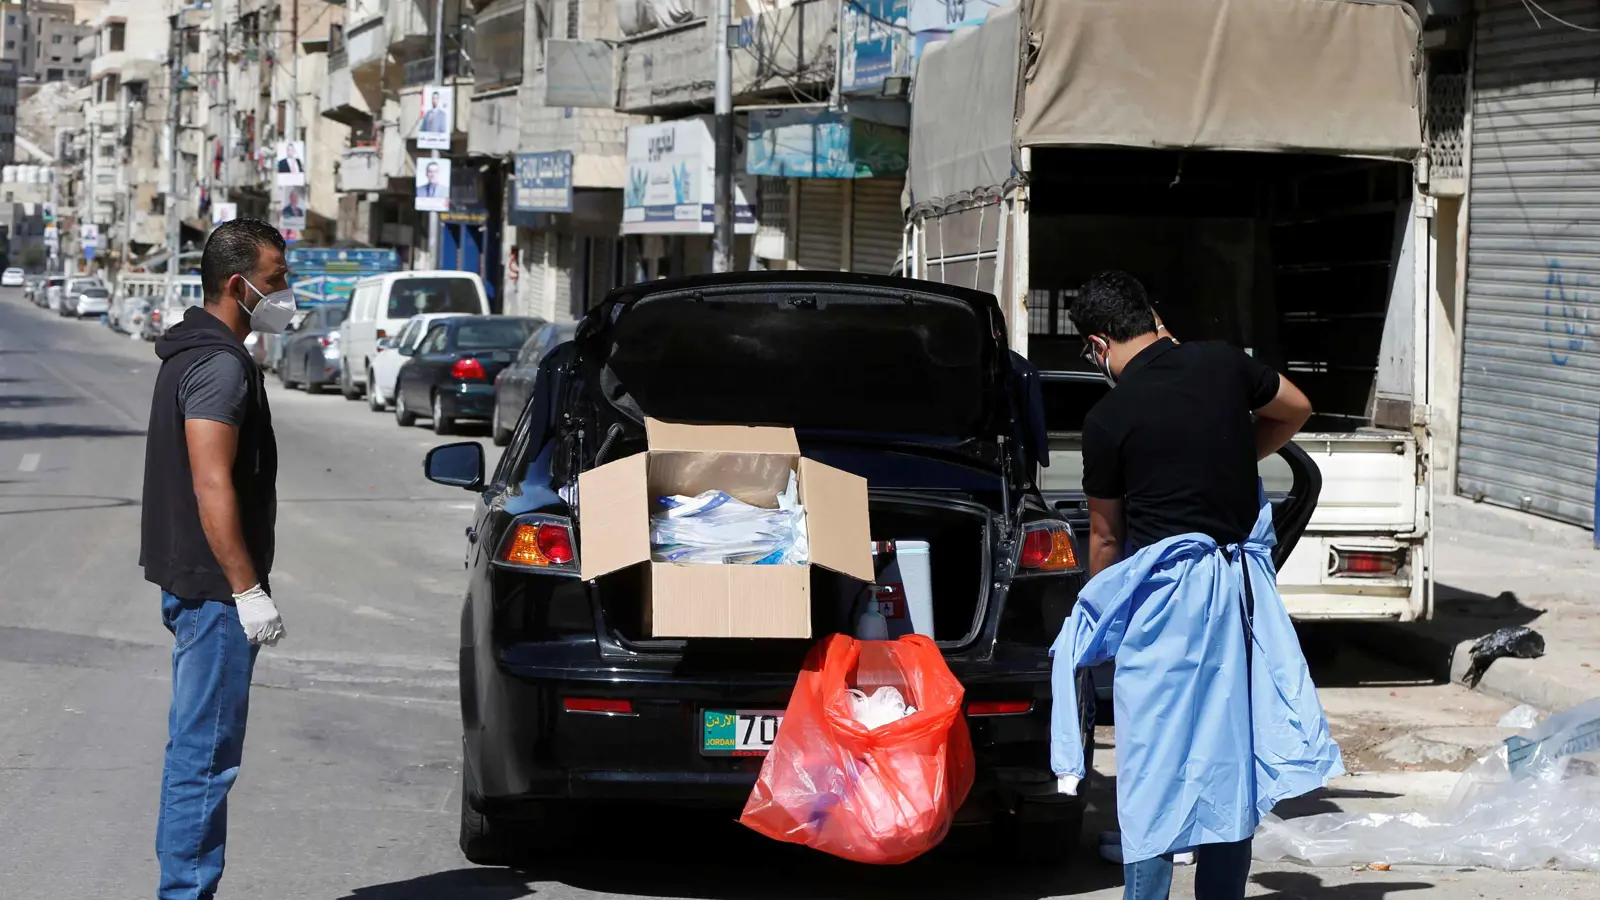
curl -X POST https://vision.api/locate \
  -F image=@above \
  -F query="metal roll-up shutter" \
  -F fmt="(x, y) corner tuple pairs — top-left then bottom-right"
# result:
(796, 180), (845, 271)
(1459, 0), (1600, 527)
(850, 177), (905, 275)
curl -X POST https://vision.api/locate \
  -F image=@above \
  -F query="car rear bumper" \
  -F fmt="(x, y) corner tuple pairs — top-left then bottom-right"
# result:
(78, 301), (110, 315)
(467, 648), (1077, 823)
(443, 384), (496, 420)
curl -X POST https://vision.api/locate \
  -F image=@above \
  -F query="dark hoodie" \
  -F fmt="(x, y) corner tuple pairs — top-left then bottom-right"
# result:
(140, 305), (277, 601)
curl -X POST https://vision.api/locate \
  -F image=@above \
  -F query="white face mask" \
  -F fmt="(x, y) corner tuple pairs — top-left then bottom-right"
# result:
(239, 277), (297, 334)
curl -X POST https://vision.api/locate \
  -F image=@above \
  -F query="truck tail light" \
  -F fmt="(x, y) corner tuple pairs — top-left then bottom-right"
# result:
(1020, 523), (1080, 572)
(497, 516), (577, 571)
(452, 357), (486, 380)
(1331, 547), (1405, 578)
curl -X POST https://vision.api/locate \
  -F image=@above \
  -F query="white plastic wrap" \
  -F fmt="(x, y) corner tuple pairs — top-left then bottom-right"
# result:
(649, 472), (808, 565)
(847, 686), (918, 731)
(1254, 699), (1600, 870)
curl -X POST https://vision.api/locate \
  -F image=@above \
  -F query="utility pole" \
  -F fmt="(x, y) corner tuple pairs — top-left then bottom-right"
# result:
(220, 22), (229, 207)
(164, 20), (181, 293)
(426, 0), (444, 268)
(712, 0), (733, 273)
(286, 0), (298, 194)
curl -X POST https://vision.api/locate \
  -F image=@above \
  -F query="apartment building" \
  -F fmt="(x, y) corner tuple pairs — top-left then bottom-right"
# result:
(0, 0), (95, 83)
(80, 0), (168, 268)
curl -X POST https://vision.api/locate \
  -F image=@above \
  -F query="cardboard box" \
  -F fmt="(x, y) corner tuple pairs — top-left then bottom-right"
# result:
(578, 419), (873, 638)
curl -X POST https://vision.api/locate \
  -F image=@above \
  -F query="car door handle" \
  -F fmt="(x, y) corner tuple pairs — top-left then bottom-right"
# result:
(466, 526), (478, 544)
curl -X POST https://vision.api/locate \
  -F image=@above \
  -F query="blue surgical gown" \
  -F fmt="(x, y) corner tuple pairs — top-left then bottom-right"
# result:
(1050, 489), (1344, 864)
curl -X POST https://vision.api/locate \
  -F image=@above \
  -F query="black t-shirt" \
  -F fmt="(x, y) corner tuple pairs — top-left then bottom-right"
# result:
(1082, 339), (1281, 550)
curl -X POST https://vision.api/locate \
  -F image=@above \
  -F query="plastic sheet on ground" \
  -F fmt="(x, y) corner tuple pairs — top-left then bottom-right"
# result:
(1254, 699), (1600, 871)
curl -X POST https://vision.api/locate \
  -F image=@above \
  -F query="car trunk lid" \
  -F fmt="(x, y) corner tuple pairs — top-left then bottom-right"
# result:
(579, 272), (1014, 449)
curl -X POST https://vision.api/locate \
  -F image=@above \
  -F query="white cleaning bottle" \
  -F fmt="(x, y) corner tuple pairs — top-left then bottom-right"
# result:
(856, 599), (889, 640)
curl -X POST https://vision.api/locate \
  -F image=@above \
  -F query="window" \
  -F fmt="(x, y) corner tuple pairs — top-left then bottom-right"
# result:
(395, 319), (418, 349)
(108, 22), (124, 52)
(387, 278), (482, 318)
(4, 14), (14, 25)
(4, 41), (13, 51)
(471, 0), (523, 91)
(51, 33), (61, 44)
(566, 0), (579, 38)
(419, 325), (449, 354)
(456, 318), (537, 351)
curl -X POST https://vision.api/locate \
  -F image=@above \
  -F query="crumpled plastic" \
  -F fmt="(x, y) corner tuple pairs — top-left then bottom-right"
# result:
(847, 685), (918, 730)
(1254, 699), (1600, 870)
(649, 471), (808, 565)
(740, 635), (974, 865)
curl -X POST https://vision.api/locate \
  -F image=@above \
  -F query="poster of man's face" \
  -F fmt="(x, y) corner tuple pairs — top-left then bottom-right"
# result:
(417, 86), (453, 151)
(279, 184), (307, 230)
(414, 158), (451, 212)
(276, 141), (308, 186)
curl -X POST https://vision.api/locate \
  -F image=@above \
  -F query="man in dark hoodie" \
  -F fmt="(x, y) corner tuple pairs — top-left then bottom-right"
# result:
(141, 218), (296, 900)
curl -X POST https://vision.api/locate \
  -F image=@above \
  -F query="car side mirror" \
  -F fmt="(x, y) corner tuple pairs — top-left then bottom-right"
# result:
(377, 337), (396, 350)
(398, 343), (417, 357)
(424, 441), (484, 490)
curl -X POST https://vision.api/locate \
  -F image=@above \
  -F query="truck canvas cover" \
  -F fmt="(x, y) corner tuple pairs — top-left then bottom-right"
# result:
(1017, 0), (1424, 158)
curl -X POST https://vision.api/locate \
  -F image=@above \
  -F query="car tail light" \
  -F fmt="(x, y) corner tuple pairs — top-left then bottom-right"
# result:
(968, 700), (1033, 716)
(376, 328), (387, 339)
(497, 517), (577, 570)
(318, 335), (334, 348)
(1331, 547), (1405, 578)
(151, 310), (162, 322)
(564, 698), (634, 715)
(1020, 523), (1080, 572)
(452, 357), (486, 380)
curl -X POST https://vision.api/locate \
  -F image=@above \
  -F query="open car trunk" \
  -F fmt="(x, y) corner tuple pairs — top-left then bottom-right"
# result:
(596, 493), (995, 652)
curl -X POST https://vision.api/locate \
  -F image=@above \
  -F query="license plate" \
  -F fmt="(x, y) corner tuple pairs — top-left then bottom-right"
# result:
(701, 709), (783, 756)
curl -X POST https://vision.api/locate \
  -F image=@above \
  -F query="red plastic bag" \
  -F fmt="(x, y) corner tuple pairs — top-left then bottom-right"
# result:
(739, 634), (974, 865)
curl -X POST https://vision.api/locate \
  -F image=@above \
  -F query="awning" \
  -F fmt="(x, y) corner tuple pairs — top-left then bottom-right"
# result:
(906, 2), (1023, 210)
(1018, 0), (1423, 159)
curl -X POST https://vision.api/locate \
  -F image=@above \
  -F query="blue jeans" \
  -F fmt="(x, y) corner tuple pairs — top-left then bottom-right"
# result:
(1124, 839), (1253, 900)
(156, 592), (259, 900)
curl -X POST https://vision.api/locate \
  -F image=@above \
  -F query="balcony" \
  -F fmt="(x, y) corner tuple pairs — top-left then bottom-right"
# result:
(617, 0), (837, 114)
(337, 146), (384, 193)
(90, 51), (126, 83)
(323, 57), (376, 127)
(385, 0), (446, 59)
(347, 14), (388, 74)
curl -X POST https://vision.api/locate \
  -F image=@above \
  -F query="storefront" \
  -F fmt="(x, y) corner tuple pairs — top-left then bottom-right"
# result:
(438, 160), (504, 309)
(509, 150), (631, 321)
(1457, 0), (1600, 530)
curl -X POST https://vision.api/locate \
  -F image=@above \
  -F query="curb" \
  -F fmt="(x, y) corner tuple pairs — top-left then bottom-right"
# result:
(1435, 495), (1595, 552)
(1347, 621), (1592, 713)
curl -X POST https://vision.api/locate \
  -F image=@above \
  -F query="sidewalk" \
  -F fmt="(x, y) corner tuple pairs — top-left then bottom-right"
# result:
(1351, 495), (1599, 712)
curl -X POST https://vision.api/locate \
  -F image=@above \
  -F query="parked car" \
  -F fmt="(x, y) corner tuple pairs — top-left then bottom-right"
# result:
(490, 321), (574, 446)
(56, 278), (106, 318)
(23, 274), (45, 303)
(277, 304), (348, 393)
(364, 312), (466, 412)
(265, 309), (313, 372)
(43, 275), (66, 310)
(421, 272), (1323, 867)
(341, 271), (491, 400)
(2, 267), (24, 287)
(66, 285), (111, 319)
(393, 315), (540, 435)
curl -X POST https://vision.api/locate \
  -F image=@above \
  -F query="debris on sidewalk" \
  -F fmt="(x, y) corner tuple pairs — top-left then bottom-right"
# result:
(1498, 704), (1544, 730)
(1464, 626), (1546, 687)
(1254, 699), (1600, 871)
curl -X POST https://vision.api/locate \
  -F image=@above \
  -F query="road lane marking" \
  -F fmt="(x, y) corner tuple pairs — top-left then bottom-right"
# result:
(18, 453), (39, 472)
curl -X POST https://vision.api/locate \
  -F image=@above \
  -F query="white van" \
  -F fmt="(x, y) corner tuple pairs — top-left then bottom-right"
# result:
(339, 271), (490, 399)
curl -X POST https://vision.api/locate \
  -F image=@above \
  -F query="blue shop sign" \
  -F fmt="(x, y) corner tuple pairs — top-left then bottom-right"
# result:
(512, 151), (574, 226)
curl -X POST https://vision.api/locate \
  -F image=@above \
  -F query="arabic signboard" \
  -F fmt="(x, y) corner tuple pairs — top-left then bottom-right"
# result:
(286, 247), (403, 308)
(622, 117), (755, 235)
(746, 108), (908, 179)
(840, 0), (1005, 95)
(511, 151), (574, 225)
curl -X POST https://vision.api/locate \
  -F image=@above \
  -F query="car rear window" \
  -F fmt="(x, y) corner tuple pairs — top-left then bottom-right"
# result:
(81, 288), (109, 297)
(455, 319), (537, 351)
(388, 278), (481, 318)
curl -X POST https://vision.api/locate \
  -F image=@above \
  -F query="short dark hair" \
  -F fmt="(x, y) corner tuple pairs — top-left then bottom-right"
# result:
(201, 218), (285, 304)
(1068, 270), (1157, 342)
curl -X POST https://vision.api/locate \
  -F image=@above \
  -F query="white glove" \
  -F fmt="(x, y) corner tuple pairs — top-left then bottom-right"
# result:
(1056, 774), (1081, 796)
(233, 584), (285, 646)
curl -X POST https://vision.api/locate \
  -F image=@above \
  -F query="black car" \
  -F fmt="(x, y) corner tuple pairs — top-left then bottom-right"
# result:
(278, 304), (348, 394)
(491, 321), (577, 447)
(422, 273), (1321, 867)
(394, 315), (542, 435)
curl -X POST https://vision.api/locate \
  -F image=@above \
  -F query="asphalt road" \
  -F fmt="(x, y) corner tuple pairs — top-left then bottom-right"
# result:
(0, 288), (1593, 900)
